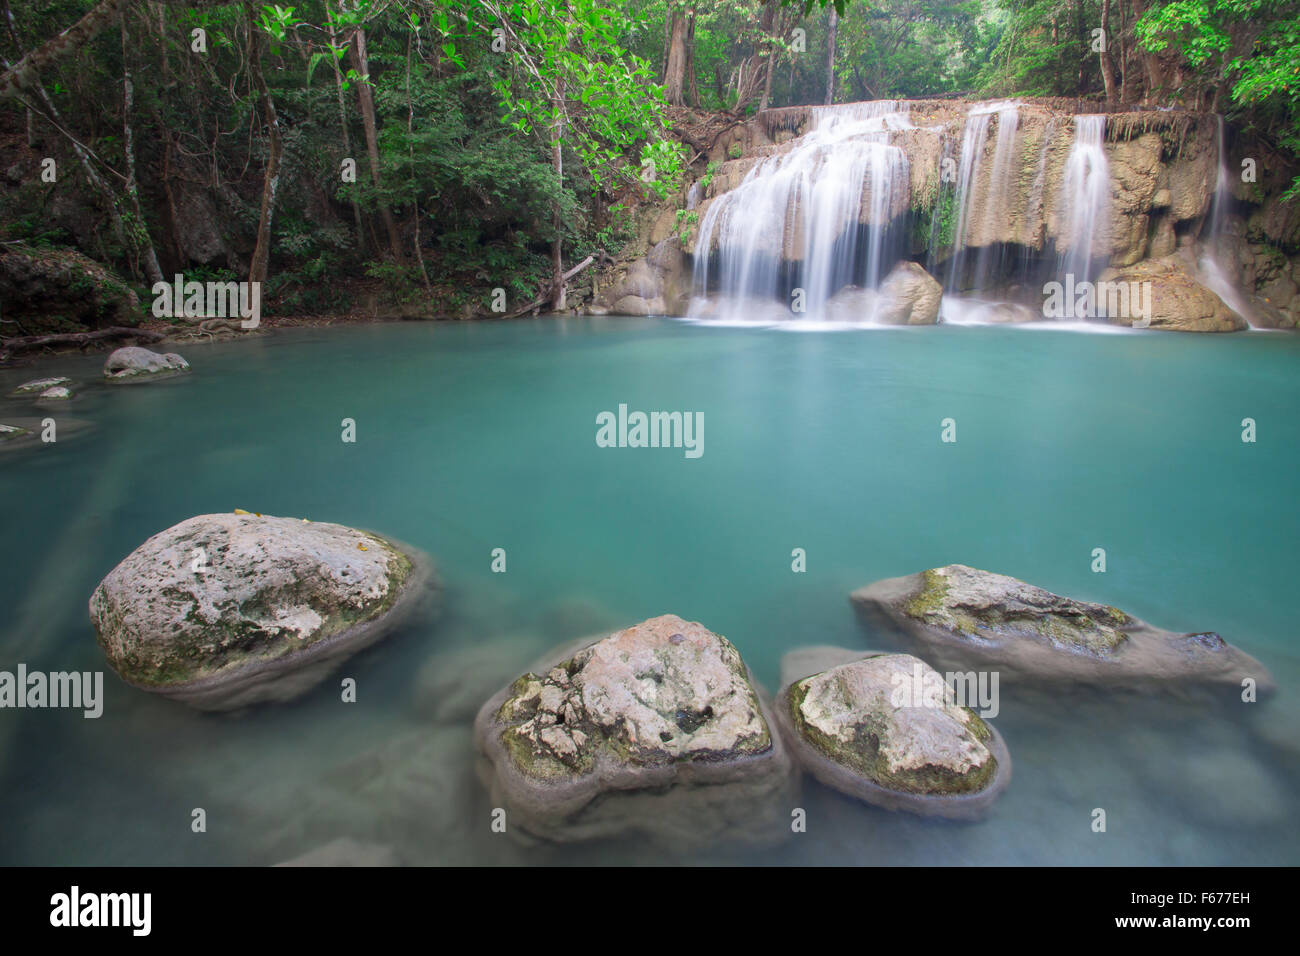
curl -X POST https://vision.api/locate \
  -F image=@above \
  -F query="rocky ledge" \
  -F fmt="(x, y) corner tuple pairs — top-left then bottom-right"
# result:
(474, 613), (797, 847)
(776, 647), (1010, 819)
(89, 512), (434, 709)
(852, 564), (1273, 692)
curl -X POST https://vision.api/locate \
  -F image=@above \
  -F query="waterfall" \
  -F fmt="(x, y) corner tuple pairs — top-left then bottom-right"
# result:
(944, 101), (1018, 292)
(689, 101), (912, 322)
(973, 104), (1021, 285)
(1058, 115), (1111, 283)
(1198, 116), (1256, 327)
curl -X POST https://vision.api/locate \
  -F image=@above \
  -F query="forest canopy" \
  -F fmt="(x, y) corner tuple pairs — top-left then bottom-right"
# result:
(1, 0), (1297, 320)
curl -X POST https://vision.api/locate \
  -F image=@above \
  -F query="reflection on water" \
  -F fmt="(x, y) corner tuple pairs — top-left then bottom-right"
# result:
(1, 318), (1297, 864)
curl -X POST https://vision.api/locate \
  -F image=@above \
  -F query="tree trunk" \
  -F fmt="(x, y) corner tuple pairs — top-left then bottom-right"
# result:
(120, 15), (163, 285)
(825, 8), (838, 106)
(327, 12), (365, 252)
(406, 29), (430, 291)
(758, 0), (777, 112)
(662, 7), (688, 106)
(350, 26), (403, 260)
(684, 10), (699, 107)
(0, 0), (224, 101)
(550, 110), (566, 311)
(246, 1), (282, 287)
(1099, 0), (1117, 108)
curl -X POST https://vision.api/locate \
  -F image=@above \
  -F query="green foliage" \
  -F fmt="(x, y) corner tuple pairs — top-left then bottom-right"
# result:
(641, 138), (687, 200)
(1137, 0), (1300, 199)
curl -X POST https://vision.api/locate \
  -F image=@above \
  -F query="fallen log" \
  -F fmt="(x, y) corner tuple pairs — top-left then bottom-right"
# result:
(505, 252), (611, 318)
(1, 325), (165, 353)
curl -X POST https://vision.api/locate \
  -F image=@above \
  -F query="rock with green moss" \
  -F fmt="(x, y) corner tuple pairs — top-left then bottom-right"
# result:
(36, 385), (73, 402)
(0, 423), (30, 442)
(776, 649), (1010, 819)
(10, 376), (72, 396)
(852, 564), (1273, 691)
(474, 613), (798, 847)
(89, 512), (434, 710)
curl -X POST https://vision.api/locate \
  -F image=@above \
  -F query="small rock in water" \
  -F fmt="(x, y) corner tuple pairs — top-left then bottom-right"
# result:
(36, 385), (72, 401)
(10, 376), (72, 396)
(0, 423), (30, 441)
(475, 613), (797, 848)
(103, 346), (190, 382)
(776, 650), (1010, 819)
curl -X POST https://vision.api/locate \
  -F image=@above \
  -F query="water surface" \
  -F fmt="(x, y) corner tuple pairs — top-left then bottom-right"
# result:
(1, 317), (1297, 865)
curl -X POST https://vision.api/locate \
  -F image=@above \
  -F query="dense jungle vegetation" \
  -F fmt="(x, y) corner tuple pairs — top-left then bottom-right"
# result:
(0, 0), (1297, 323)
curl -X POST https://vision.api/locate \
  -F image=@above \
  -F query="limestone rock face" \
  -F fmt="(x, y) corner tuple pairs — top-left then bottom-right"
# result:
(475, 614), (797, 847)
(89, 513), (433, 709)
(1097, 254), (1247, 331)
(599, 240), (691, 317)
(776, 650), (1010, 818)
(103, 346), (191, 382)
(852, 564), (1273, 691)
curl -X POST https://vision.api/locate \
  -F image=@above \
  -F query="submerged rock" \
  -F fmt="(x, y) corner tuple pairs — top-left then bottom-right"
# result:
(776, 650), (1010, 818)
(475, 613), (797, 847)
(273, 837), (402, 867)
(89, 513), (433, 710)
(0, 423), (30, 442)
(103, 346), (190, 382)
(852, 564), (1273, 691)
(10, 376), (72, 396)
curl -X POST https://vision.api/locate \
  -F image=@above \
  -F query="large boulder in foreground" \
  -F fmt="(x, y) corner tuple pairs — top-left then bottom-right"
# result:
(852, 565), (1272, 692)
(103, 346), (190, 382)
(474, 614), (797, 848)
(776, 648), (1010, 819)
(89, 513), (433, 710)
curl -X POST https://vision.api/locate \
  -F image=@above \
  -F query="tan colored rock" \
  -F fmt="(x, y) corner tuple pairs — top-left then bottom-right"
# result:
(1097, 252), (1247, 331)
(776, 650), (1010, 818)
(876, 261), (943, 325)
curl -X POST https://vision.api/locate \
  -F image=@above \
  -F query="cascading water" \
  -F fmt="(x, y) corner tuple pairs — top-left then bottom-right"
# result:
(689, 101), (911, 322)
(945, 101), (1019, 293)
(1057, 115), (1111, 283)
(1198, 116), (1256, 327)
(973, 104), (1021, 284)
